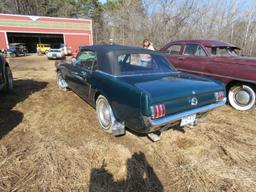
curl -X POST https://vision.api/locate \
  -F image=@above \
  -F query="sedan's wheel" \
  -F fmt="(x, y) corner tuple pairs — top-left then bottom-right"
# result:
(228, 84), (256, 111)
(56, 72), (68, 91)
(96, 95), (114, 133)
(5, 67), (13, 91)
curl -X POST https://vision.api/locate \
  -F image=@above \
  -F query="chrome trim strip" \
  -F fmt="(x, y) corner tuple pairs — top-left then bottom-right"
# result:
(176, 68), (256, 84)
(95, 70), (178, 78)
(114, 72), (175, 77)
(147, 99), (226, 129)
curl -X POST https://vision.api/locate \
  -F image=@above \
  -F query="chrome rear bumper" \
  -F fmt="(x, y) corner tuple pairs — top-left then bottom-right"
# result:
(145, 99), (226, 131)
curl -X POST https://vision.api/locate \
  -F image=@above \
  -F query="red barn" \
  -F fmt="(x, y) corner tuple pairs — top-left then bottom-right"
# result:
(0, 13), (93, 53)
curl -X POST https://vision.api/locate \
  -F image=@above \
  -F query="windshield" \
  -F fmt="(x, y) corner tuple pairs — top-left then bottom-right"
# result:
(210, 47), (238, 56)
(116, 53), (175, 75)
(49, 49), (61, 52)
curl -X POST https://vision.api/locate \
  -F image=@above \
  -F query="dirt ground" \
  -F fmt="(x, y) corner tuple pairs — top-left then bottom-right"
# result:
(0, 55), (255, 192)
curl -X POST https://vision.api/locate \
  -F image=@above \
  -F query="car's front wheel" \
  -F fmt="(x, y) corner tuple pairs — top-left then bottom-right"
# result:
(56, 72), (68, 91)
(96, 95), (115, 134)
(228, 84), (256, 111)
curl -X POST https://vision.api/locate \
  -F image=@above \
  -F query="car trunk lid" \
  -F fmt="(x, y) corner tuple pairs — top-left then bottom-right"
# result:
(119, 72), (223, 116)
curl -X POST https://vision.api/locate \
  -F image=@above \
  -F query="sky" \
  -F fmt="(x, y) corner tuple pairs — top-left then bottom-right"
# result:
(99, 0), (107, 4)
(98, 0), (255, 14)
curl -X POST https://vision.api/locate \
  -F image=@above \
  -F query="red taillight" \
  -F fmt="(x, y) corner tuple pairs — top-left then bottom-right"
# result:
(215, 91), (225, 101)
(150, 104), (166, 119)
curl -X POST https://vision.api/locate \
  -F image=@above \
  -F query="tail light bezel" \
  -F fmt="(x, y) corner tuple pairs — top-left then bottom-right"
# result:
(150, 103), (166, 119)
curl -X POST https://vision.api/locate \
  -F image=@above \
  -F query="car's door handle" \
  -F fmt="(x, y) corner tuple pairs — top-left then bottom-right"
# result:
(178, 57), (184, 60)
(81, 71), (87, 76)
(71, 71), (79, 75)
(71, 72), (84, 81)
(75, 74), (85, 81)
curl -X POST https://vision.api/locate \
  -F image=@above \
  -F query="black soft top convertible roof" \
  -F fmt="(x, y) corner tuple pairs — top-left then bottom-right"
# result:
(79, 44), (165, 75)
(80, 44), (154, 54)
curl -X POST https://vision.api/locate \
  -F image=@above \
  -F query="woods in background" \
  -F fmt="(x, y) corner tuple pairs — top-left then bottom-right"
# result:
(1, 0), (256, 55)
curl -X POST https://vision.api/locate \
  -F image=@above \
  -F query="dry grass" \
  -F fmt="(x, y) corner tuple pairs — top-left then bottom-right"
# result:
(0, 55), (255, 191)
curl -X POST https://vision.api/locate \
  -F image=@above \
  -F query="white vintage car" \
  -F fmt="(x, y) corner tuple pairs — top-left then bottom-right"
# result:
(60, 44), (72, 55)
(46, 49), (65, 60)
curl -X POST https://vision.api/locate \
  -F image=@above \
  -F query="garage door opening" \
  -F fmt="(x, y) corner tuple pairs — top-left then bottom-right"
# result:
(7, 32), (64, 53)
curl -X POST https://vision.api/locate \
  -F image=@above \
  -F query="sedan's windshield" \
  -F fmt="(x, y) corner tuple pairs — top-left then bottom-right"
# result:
(49, 49), (61, 53)
(116, 53), (175, 75)
(210, 47), (239, 56)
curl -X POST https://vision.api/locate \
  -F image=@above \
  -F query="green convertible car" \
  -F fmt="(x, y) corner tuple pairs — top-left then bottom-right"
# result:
(56, 45), (226, 141)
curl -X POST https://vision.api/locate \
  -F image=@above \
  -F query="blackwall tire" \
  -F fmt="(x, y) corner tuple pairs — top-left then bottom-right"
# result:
(5, 67), (13, 91)
(228, 84), (256, 111)
(96, 95), (114, 134)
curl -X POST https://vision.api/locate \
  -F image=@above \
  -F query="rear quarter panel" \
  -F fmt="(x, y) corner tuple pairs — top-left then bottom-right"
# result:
(91, 71), (147, 132)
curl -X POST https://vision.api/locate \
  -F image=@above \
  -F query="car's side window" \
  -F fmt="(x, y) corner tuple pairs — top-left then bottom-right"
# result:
(183, 44), (207, 56)
(167, 45), (182, 55)
(76, 51), (97, 71)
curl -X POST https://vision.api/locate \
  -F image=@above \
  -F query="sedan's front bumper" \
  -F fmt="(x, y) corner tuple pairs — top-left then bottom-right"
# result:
(144, 99), (226, 132)
(47, 54), (64, 59)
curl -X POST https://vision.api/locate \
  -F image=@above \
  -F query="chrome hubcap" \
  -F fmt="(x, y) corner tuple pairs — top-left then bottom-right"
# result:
(58, 78), (65, 88)
(58, 74), (66, 88)
(98, 100), (111, 128)
(235, 90), (250, 105)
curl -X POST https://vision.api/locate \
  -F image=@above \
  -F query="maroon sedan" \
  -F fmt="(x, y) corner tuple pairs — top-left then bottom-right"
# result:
(161, 40), (256, 111)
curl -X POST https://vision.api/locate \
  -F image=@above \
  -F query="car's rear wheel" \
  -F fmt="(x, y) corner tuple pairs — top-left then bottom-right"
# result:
(56, 72), (68, 91)
(96, 95), (114, 134)
(228, 84), (256, 111)
(5, 66), (13, 91)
